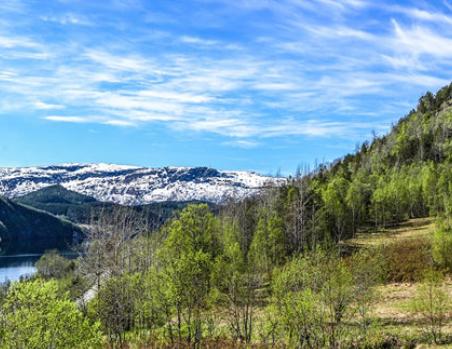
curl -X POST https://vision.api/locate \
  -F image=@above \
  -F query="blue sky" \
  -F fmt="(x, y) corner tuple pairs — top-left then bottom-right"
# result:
(0, 0), (451, 174)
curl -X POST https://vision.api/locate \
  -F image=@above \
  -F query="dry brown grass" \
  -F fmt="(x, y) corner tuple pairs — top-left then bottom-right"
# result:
(346, 218), (452, 346)
(370, 279), (452, 347)
(347, 217), (435, 247)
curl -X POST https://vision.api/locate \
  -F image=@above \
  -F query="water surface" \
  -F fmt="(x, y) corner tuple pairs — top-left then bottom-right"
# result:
(0, 238), (75, 283)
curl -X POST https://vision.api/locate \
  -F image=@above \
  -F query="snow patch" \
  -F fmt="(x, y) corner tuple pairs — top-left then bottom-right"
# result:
(0, 164), (285, 205)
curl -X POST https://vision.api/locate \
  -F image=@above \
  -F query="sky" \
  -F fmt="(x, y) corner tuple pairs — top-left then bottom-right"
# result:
(0, 0), (451, 175)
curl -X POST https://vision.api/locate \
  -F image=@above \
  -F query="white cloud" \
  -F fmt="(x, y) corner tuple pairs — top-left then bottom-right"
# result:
(40, 13), (92, 26)
(179, 35), (218, 46)
(0, 35), (40, 48)
(34, 101), (65, 110)
(444, 1), (452, 12)
(223, 139), (260, 148)
(102, 119), (136, 127)
(84, 49), (151, 72)
(136, 90), (213, 103)
(390, 19), (452, 59)
(45, 116), (92, 123)
(0, 0), (450, 145)
(387, 5), (452, 25)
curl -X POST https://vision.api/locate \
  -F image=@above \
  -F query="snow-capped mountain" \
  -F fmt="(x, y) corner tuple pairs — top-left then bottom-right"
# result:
(0, 163), (284, 205)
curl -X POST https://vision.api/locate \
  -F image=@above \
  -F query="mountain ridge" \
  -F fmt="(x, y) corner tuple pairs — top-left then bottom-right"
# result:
(0, 164), (283, 205)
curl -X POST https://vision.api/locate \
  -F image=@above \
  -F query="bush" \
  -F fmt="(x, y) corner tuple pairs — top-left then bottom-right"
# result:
(1, 279), (102, 348)
(432, 229), (452, 273)
(96, 274), (139, 346)
(35, 249), (73, 279)
(383, 238), (432, 282)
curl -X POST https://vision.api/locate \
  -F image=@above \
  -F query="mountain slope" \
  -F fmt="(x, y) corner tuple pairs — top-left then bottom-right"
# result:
(0, 165), (281, 205)
(15, 185), (111, 223)
(0, 196), (82, 244)
(15, 185), (213, 226)
(17, 184), (98, 206)
(305, 82), (452, 241)
(330, 82), (452, 174)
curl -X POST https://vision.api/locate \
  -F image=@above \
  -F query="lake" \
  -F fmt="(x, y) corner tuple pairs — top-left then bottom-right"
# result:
(0, 254), (40, 283)
(0, 238), (76, 283)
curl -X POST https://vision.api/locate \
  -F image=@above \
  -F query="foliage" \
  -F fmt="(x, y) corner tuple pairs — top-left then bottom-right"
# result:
(432, 229), (452, 272)
(271, 250), (357, 348)
(35, 249), (73, 279)
(0, 279), (102, 349)
(159, 204), (220, 345)
(96, 273), (138, 345)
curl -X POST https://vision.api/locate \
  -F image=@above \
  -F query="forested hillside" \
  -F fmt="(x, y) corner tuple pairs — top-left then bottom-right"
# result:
(16, 184), (212, 228)
(1, 84), (451, 349)
(268, 82), (452, 252)
(0, 196), (81, 245)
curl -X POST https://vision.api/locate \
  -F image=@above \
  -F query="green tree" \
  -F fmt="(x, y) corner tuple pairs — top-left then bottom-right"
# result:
(271, 250), (355, 348)
(160, 204), (219, 345)
(272, 255), (326, 348)
(345, 176), (368, 237)
(249, 209), (285, 274)
(1, 279), (102, 349)
(432, 229), (452, 272)
(35, 250), (72, 279)
(96, 273), (138, 347)
(137, 267), (174, 343)
(322, 176), (350, 242)
(213, 220), (255, 343)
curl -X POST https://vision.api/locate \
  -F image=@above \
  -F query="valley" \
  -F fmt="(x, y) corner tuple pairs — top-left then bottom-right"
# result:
(1, 0), (451, 347)
(0, 84), (451, 348)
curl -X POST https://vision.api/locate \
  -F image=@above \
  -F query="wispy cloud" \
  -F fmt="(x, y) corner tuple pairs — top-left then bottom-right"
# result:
(34, 101), (65, 110)
(223, 139), (260, 149)
(0, 0), (450, 149)
(390, 20), (452, 59)
(179, 35), (219, 46)
(387, 5), (452, 25)
(40, 13), (92, 26)
(45, 116), (91, 123)
(0, 35), (41, 48)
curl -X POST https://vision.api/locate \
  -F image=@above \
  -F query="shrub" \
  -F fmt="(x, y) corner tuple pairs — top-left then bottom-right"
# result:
(35, 249), (73, 279)
(432, 229), (452, 273)
(1, 279), (102, 349)
(383, 237), (432, 282)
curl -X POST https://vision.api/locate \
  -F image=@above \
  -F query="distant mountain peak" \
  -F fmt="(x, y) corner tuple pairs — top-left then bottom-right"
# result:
(0, 164), (284, 205)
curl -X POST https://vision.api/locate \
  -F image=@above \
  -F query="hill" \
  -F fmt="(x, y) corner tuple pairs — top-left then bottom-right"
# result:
(257, 83), (452, 254)
(15, 185), (214, 226)
(17, 184), (97, 206)
(15, 185), (114, 223)
(0, 196), (82, 247)
(317, 82), (452, 234)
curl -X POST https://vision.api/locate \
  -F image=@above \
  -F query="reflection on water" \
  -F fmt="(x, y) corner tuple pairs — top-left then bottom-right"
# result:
(0, 238), (76, 283)
(0, 254), (39, 283)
